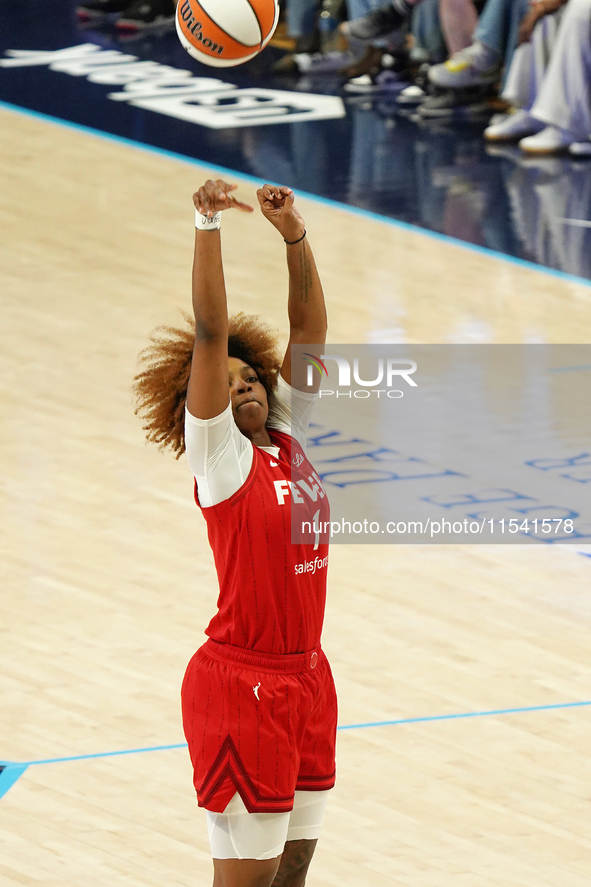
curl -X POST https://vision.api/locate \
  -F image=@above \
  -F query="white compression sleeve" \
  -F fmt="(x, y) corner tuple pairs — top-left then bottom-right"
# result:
(185, 403), (254, 507)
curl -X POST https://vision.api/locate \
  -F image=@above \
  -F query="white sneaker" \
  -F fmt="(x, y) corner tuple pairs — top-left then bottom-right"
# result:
(569, 139), (591, 157)
(484, 108), (544, 142)
(428, 42), (501, 88)
(343, 65), (408, 94)
(519, 125), (574, 154)
(396, 83), (427, 105)
(487, 112), (508, 127)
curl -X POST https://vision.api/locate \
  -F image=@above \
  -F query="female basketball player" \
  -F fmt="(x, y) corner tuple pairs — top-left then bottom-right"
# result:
(134, 179), (337, 887)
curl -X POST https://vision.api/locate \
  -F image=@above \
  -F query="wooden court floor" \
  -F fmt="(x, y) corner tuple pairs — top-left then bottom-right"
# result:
(2, 104), (591, 886)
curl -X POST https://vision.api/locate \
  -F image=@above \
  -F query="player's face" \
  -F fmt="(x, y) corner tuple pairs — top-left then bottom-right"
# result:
(228, 357), (269, 436)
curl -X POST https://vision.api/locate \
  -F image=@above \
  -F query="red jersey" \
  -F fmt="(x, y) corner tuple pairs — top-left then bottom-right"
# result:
(195, 429), (329, 654)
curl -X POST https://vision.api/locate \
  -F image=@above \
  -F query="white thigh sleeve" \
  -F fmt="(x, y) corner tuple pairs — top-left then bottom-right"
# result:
(206, 793), (290, 860)
(206, 791), (330, 860)
(286, 791), (329, 842)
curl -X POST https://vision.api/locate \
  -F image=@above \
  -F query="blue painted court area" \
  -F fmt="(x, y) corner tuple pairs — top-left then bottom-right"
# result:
(0, 763), (30, 800)
(2, 699), (591, 800)
(2, 0), (591, 280)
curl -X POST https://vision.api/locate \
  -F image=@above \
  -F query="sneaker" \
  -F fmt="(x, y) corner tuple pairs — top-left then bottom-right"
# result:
(294, 31), (322, 54)
(339, 44), (384, 79)
(344, 67), (407, 93)
(428, 43), (501, 89)
(484, 108), (545, 142)
(343, 50), (410, 92)
(116, 0), (175, 31)
(519, 125), (573, 155)
(271, 53), (300, 73)
(418, 86), (492, 119)
(395, 61), (430, 105)
(396, 83), (427, 105)
(272, 50), (349, 74)
(76, 0), (128, 20)
(340, 3), (407, 41)
(487, 111), (509, 127)
(569, 139), (591, 157)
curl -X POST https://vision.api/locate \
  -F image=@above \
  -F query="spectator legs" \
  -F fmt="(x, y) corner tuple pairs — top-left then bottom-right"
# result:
(531, 0), (591, 141)
(473, 0), (530, 83)
(287, 0), (319, 39)
(439, 0), (478, 54)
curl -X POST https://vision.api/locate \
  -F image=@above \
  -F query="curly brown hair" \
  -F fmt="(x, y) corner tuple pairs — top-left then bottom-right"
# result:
(133, 312), (282, 458)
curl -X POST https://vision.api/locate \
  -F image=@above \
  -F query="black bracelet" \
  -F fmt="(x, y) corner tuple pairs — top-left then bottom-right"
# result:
(284, 229), (306, 245)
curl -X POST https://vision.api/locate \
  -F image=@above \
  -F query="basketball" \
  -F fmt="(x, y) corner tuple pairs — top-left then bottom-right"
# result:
(175, 0), (279, 67)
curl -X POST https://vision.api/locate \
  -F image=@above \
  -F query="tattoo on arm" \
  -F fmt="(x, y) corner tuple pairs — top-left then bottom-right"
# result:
(298, 246), (312, 305)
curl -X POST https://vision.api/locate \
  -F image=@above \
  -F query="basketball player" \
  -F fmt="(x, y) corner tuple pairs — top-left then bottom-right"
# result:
(134, 179), (337, 887)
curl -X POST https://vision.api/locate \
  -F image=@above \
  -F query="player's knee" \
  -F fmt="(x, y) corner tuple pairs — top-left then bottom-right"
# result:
(213, 856), (281, 887)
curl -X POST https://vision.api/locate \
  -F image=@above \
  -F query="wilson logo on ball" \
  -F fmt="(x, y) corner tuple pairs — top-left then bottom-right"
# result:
(175, 0), (279, 68)
(178, 1), (224, 56)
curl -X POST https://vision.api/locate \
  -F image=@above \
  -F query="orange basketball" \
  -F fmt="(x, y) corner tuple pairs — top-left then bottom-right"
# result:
(175, 0), (279, 67)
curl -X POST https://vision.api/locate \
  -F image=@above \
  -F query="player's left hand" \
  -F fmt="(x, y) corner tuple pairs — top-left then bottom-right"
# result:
(256, 185), (305, 242)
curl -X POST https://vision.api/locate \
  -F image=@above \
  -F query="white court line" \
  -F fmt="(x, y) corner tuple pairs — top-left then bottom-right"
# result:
(557, 217), (591, 228)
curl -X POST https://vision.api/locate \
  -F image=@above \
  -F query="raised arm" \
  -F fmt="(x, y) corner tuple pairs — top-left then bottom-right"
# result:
(256, 185), (327, 391)
(186, 179), (253, 419)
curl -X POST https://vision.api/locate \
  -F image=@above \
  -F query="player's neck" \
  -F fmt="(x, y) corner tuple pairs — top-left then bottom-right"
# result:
(249, 427), (273, 448)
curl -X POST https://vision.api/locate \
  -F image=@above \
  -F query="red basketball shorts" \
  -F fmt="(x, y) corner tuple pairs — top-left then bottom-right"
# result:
(181, 639), (338, 814)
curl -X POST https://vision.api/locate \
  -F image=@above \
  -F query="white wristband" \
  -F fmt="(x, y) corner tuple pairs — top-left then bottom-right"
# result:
(195, 209), (222, 231)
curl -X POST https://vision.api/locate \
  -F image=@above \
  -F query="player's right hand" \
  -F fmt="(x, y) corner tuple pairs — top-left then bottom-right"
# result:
(193, 179), (254, 217)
